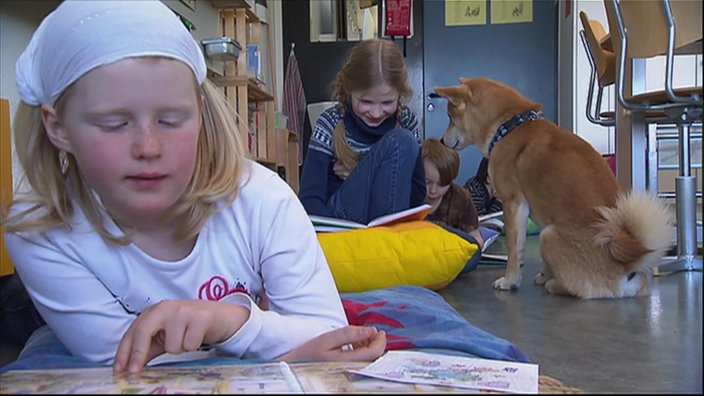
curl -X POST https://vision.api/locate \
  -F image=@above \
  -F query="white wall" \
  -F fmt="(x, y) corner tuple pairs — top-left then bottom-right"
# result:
(557, 0), (575, 135)
(558, 0), (615, 155)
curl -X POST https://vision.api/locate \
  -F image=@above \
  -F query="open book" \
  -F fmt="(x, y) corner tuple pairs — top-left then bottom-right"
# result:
(478, 211), (506, 260)
(476, 212), (544, 261)
(310, 204), (432, 232)
(0, 351), (539, 394)
(479, 210), (505, 233)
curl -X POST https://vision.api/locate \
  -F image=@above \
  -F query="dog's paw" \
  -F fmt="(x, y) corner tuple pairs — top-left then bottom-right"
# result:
(493, 276), (520, 291)
(543, 279), (572, 296)
(534, 272), (547, 286)
(543, 279), (561, 295)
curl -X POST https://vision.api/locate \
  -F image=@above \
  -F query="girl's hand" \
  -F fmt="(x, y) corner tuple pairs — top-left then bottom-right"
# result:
(277, 325), (386, 362)
(333, 160), (351, 180)
(113, 299), (249, 374)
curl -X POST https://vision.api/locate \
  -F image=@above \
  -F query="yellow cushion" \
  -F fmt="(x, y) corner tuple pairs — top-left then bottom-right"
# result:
(317, 220), (479, 293)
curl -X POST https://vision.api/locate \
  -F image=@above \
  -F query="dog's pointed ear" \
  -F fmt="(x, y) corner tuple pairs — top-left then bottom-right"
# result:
(433, 85), (468, 109)
(458, 77), (471, 84)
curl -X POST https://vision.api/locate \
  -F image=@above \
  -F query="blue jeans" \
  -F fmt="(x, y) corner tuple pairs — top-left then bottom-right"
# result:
(0, 274), (45, 347)
(329, 129), (421, 224)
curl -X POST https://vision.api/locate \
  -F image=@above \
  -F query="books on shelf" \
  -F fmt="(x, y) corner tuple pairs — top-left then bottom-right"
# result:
(0, 351), (539, 394)
(310, 204), (432, 232)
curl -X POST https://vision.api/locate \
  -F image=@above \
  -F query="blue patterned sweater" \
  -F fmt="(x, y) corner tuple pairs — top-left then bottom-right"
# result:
(299, 104), (424, 217)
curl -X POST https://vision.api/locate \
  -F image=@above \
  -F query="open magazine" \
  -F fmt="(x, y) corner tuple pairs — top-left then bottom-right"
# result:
(478, 211), (506, 260)
(477, 211), (544, 261)
(479, 211), (505, 233)
(0, 352), (539, 394)
(478, 226), (501, 253)
(351, 350), (539, 394)
(310, 204), (432, 232)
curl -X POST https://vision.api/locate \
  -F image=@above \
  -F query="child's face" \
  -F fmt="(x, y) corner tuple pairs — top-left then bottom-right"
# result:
(350, 84), (399, 127)
(42, 57), (202, 226)
(423, 159), (450, 206)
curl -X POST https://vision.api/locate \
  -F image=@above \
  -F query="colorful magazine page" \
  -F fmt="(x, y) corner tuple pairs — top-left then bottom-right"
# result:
(350, 350), (539, 394)
(291, 361), (463, 393)
(0, 362), (303, 394)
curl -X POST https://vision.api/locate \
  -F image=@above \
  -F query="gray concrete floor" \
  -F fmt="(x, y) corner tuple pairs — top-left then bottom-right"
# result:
(440, 235), (703, 394)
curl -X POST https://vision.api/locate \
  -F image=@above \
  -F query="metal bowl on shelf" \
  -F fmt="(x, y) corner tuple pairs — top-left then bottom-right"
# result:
(201, 37), (241, 62)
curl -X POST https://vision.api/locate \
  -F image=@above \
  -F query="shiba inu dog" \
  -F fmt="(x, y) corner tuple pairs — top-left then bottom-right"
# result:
(434, 77), (673, 299)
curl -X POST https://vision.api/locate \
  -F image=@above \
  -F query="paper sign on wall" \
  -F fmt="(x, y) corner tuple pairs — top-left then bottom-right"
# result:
(445, 0), (486, 26)
(491, 0), (533, 24)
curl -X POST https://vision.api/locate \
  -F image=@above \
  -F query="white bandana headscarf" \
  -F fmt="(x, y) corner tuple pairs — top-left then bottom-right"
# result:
(16, 0), (207, 106)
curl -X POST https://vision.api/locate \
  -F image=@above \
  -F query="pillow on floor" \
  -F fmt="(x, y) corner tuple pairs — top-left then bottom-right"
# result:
(341, 285), (531, 362)
(317, 220), (479, 293)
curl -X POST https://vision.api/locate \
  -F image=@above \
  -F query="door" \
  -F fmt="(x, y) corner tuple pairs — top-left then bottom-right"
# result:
(423, 0), (558, 185)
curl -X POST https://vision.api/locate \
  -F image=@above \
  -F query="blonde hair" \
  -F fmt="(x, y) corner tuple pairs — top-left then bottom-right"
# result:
(421, 137), (460, 186)
(331, 38), (412, 171)
(2, 75), (248, 245)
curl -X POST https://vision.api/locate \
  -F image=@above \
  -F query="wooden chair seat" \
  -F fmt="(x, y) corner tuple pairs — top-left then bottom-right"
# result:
(628, 86), (703, 109)
(578, 10), (672, 126)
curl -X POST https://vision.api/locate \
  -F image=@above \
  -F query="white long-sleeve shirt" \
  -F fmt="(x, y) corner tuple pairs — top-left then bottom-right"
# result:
(5, 161), (348, 365)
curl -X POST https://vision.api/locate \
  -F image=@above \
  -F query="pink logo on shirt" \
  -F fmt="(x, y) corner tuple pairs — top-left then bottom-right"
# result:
(198, 275), (250, 301)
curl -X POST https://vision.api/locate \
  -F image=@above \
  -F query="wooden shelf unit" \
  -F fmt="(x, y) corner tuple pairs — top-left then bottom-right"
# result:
(209, 0), (299, 192)
(216, 6), (271, 157)
(209, 1), (299, 192)
(209, 75), (274, 102)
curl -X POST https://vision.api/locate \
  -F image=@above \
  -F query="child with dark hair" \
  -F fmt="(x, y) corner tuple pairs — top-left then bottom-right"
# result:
(423, 139), (503, 259)
(464, 157), (503, 216)
(422, 138), (480, 238)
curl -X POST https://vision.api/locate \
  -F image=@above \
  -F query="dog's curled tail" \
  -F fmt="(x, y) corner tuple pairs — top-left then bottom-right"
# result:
(594, 191), (674, 272)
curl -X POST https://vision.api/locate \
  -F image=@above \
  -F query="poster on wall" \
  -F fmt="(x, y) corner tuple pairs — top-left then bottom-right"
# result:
(180, 0), (196, 11)
(445, 0), (486, 26)
(383, 0), (414, 38)
(490, 0), (533, 24)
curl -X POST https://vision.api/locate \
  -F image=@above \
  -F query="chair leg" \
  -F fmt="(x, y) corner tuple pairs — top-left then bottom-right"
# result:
(647, 125), (659, 194)
(657, 121), (702, 274)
